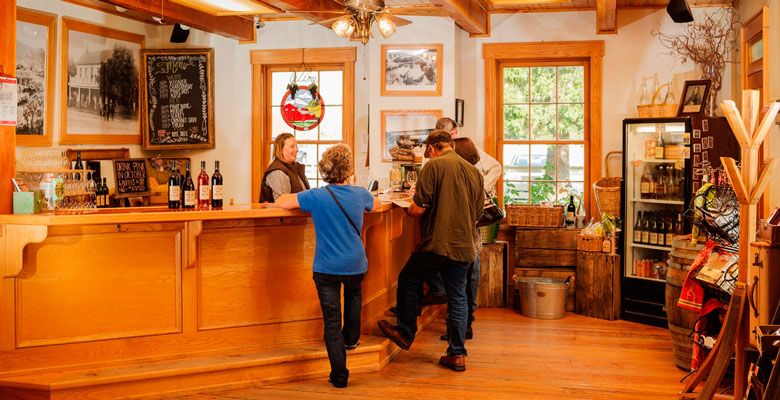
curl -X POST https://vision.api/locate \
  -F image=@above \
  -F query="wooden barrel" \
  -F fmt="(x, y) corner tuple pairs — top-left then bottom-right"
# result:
(665, 235), (704, 371)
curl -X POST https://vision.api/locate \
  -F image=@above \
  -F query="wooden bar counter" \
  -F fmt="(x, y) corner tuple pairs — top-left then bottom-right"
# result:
(0, 203), (425, 399)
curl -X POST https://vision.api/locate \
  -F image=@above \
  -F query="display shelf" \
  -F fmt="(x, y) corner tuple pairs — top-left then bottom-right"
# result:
(640, 158), (684, 164)
(632, 243), (671, 251)
(632, 199), (684, 205)
(627, 275), (665, 283)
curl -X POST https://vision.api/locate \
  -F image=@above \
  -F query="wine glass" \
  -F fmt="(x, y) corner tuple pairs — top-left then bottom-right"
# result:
(405, 170), (417, 193)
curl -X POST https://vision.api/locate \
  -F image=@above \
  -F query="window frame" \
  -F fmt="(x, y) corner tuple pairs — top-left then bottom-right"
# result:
(250, 48), (355, 200)
(483, 41), (604, 219)
(499, 61), (589, 206)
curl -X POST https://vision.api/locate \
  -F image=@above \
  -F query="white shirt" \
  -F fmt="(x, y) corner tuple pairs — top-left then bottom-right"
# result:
(475, 148), (502, 195)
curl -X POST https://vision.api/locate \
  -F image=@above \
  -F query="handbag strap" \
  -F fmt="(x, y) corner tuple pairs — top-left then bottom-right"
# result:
(325, 186), (361, 238)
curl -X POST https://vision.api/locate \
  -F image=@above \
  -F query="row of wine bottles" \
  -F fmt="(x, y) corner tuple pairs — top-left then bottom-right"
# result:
(639, 163), (684, 201)
(632, 210), (683, 247)
(168, 161), (223, 210)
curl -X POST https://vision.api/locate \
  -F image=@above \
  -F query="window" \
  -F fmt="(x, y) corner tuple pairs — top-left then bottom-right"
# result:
(267, 68), (344, 188)
(501, 63), (586, 205)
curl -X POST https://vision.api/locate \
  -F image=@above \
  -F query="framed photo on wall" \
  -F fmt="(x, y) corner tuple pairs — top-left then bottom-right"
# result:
(381, 109), (442, 162)
(677, 80), (711, 116)
(381, 44), (443, 97)
(16, 8), (57, 146)
(60, 18), (144, 145)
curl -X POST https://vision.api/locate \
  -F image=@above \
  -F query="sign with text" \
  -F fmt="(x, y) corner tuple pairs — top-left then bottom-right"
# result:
(113, 159), (150, 195)
(140, 48), (215, 150)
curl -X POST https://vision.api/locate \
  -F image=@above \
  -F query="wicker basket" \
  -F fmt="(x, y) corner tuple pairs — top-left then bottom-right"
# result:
(506, 204), (563, 227)
(637, 83), (677, 118)
(576, 234), (603, 252)
(593, 177), (622, 219)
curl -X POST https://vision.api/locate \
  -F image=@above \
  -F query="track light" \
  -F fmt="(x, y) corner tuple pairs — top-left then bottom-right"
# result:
(170, 23), (191, 43)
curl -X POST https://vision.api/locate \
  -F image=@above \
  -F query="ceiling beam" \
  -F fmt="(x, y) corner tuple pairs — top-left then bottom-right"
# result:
(100, 0), (256, 41)
(430, 0), (489, 36)
(596, 0), (617, 34)
(258, 0), (346, 26)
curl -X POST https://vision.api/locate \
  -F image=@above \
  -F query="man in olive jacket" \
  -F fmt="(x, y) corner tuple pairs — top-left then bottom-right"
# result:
(378, 130), (483, 372)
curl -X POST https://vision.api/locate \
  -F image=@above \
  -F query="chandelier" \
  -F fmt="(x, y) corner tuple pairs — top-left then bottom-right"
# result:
(331, 10), (396, 44)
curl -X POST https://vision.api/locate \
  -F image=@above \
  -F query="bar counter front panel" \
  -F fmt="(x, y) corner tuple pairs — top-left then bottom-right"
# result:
(0, 203), (416, 376)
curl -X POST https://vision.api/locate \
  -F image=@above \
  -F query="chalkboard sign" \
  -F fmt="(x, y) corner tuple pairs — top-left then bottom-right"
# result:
(140, 48), (215, 150)
(113, 159), (150, 195)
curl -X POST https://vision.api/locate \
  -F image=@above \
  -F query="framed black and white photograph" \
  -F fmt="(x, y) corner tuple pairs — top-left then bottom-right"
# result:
(455, 98), (464, 127)
(16, 8), (56, 146)
(381, 109), (442, 162)
(60, 18), (144, 145)
(677, 80), (711, 116)
(381, 44), (442, 97)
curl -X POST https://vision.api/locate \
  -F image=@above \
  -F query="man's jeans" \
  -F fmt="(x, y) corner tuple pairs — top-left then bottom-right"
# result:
(313, 272), (365, 384)
(396, 251), (470, 356)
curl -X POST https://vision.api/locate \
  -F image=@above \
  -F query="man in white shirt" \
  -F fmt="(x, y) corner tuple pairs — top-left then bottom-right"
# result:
(435, 117), (501, 196)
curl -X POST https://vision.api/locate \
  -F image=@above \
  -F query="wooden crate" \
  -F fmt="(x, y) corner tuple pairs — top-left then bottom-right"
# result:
(515, 227), (579, 267)
(576, 252), (620, 320)
(478, 242), (506, 308)
(510, 267), (575, 312)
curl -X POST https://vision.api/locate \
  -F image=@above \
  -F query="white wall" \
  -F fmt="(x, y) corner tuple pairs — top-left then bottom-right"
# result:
(17, 1), (740, 205)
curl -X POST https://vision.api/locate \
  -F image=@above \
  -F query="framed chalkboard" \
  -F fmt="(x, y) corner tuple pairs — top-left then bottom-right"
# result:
(140, 48), (215, 150)
(113, 158), (150, 195)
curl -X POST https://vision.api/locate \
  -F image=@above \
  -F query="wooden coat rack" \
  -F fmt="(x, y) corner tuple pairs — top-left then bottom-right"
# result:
(681, 91), (780, 400)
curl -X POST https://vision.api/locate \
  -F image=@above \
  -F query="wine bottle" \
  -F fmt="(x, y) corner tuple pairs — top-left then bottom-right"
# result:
(74, 150), (83, 180)
(197, 161), (210, 210)
(641, 211), (650, 244)
(655, 131), (665, 159)
(182, 162), (196, 209)
(658, 217), (666, 246)
(640, 166), (651, 199)
(648, 213), (658, 245)
(101, 178), (109, 208)
(565, 195), (576, 226)
(633, 211), (643, 243)
(676, 213), (684, 235)
(665, 215), (674, 245)
(168, 161), (181, 209)
(211, 161), (223, 209)
(655, 165), (666, 200)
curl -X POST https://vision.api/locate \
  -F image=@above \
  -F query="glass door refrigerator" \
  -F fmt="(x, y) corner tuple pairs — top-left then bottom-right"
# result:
(621, 117), (692, 327)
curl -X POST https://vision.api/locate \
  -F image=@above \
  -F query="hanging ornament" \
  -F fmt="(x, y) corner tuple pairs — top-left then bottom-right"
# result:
(281, 84), (324, 131)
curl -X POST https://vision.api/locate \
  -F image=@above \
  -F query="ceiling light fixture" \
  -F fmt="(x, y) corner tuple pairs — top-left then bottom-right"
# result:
(115, 5), (127, 12)
(331, 10), (395, 44)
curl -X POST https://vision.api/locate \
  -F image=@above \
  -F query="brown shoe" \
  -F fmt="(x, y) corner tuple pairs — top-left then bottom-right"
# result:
(438, 354), (466, 372)
(377, 320), (412, 350)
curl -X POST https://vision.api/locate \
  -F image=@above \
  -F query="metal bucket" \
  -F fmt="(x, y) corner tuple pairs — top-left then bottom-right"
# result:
(515, 277), (569, 320)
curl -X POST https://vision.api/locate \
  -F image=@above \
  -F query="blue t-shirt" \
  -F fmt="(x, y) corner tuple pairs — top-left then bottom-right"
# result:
(297, 185), (375, 275)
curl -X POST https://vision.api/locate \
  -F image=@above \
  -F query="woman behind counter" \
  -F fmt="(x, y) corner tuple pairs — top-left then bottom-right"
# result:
(276, 144), (381, 388)
(259, 133), (310, 202)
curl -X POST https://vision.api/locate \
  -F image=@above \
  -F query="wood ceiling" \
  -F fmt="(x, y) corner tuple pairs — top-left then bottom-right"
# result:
(66, 0), (733, 42)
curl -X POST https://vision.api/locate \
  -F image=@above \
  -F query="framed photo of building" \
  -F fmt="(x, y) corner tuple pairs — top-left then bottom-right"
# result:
(381, 44), (442, 97)
(60, 18), (144, 145)
(381, 109), (442, 162)
(677, 80), (711, 116)
(16, 8), (57, 146)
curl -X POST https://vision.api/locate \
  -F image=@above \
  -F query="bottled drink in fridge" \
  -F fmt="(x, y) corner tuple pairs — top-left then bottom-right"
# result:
(168, 161), (181, 209)
(197, 161), (210, 210)
(182, 162), (196, 209)
(211, 161), (223, 209)
(633, 211), (643, 243)
(641, 211), (651, 244)
(648, 213), (658, 245)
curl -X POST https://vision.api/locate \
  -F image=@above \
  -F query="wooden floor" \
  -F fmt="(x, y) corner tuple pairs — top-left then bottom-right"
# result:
(158, 309), (688, 399)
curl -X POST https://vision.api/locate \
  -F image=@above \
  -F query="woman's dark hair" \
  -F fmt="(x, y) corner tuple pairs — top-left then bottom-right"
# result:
(453, 137), (480, 165)
(273, 133), (295, 161)
(319, 144), (353, 184)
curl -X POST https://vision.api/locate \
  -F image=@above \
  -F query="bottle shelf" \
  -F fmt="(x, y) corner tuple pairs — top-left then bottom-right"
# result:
(640, 158), (683, 164)
(632, 199), (684, 205)
(626, 274), (665, 283)
(631, 243), (672, 251)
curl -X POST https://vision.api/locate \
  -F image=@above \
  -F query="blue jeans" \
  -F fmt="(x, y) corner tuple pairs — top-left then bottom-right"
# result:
(427, 272), (446, 297)
(313, 272), (364, 384)
(396, 251), (470, 356)
(468, 256), (481, 324)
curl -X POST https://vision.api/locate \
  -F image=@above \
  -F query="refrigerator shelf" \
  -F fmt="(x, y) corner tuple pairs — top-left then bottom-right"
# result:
(632, 243), (672, 251)
(639, 158), (684, 164)
(627, 275), (665, 283)
(632, 199), (684, 205)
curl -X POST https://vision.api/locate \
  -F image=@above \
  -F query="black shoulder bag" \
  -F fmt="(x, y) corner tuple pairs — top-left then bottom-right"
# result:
(477, 190), (505, 227)
(325, 186), (361, 237)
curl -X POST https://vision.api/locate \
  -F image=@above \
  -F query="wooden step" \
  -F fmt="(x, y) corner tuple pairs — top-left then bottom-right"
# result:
(0, 305), (443, 400)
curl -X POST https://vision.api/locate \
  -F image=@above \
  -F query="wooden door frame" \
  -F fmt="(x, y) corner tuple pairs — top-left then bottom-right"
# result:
(740, 7), (771, 217)
(250, 47), (355, 202)
(483, 41), (604, 219)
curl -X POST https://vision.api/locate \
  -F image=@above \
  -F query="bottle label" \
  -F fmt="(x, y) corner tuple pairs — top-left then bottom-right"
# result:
(212, 185), (223, 200)
(640, 182), (650, 194)
(169, 186), (180, 201)
(666, 233), (674, 245)
(649, 232), (658, 245)
(184, 191), (196, 206)
(633, 231), (641, 243)
(566, 211), (575, 221)
(199, 185), (211, 201)
(655, 147), (664, 159)
(641, 231), (649, 243)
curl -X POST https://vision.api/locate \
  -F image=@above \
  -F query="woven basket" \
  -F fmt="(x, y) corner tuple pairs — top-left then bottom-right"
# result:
(576, 234), (603, 252)
(593, 177), (622, 219)
(637, 83), (677, 118)
(506, 204), (563, 227)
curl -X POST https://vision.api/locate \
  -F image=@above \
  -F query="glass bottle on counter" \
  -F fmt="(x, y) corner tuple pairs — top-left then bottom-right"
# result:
(197, 161), (210, 210)
(168, 161), (181, 209)
(100, 177), (109, 208)
(211, 161), (223, 209)
(74, 150), (83, 180)
(565, 195), (576, 226)
(182, 162), (196, 209)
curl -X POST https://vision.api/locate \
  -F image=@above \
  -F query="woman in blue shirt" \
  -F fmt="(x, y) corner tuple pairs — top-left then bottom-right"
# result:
(276, 144), (380, 388)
